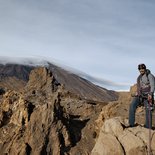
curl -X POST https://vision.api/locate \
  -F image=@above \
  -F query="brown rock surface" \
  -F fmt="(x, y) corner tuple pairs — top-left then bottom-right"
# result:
(130, 84), (137, 97)
(0, 67), (106, 154)
(0, 76), (26, 91)
(92, 88), (155, 155)
(91, 132), (124, 155)
(92, 117), (155, 155)
(0, 63), (118, 102)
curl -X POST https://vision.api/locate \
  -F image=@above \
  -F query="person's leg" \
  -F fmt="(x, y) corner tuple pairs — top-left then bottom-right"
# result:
(129, 97), (140, 126)
(144, 99), (152, 129)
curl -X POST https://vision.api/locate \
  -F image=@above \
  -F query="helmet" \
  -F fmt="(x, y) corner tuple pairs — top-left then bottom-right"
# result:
(138, 63), (146, 70)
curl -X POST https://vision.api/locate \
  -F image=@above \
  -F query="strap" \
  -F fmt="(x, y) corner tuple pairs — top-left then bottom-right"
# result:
(137, 75), (142, 95)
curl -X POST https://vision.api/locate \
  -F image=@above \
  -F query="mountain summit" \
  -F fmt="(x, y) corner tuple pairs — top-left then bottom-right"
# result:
(0, 62), (118, 102)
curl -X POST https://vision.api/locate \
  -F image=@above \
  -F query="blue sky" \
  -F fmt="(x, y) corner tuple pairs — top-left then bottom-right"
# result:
(0, 0), (155, 90)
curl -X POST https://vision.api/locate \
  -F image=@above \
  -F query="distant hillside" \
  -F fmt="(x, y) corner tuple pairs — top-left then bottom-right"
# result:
(0, 64), (34, 81)
(0, 65), (120, 155)
(0, 62), (118, 102)
(48, 63), (118, 102)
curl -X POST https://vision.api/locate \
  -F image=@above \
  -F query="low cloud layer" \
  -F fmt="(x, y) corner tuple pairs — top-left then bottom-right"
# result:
(0, 56), (49, 66)
(0, 56), (129, 90)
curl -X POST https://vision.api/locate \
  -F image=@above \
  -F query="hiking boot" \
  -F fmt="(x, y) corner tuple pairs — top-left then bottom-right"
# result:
(127, 123), (139, 128)
(127, 124), (135, 128)
(144, 125), (152, 129)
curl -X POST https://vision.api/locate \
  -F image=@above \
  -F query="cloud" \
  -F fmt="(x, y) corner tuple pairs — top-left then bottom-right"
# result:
(75, 71), (130, 90)
(1, 0), (155, 58)
(53, 61), (130, 90)
(0, 56), (49, 66)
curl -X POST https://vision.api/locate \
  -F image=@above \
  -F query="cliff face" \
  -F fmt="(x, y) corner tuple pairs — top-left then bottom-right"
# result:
(0, 67), (104, 155)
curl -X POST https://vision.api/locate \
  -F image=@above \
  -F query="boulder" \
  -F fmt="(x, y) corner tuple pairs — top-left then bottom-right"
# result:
(92, 117), (155, 155)
(102, 117), (124, 137)
(118, 130), (146, 155)
(91, 133), (124, 155)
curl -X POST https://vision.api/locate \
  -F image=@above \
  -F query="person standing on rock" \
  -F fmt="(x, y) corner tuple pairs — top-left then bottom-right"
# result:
(129, 63), (155, 128)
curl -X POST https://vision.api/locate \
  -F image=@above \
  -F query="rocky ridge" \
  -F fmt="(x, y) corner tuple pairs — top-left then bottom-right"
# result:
(0, 67), (104, 154)
(0, 63), (118, 102)
(92, 117), (155, 155)
(91, 85), (155, 155)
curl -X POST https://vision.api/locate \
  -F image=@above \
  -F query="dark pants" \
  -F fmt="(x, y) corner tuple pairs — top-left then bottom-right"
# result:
(129, 96), (152, 128)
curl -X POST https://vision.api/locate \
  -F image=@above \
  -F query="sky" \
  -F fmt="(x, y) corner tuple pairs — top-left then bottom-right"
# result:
(0, 0), (155, 91)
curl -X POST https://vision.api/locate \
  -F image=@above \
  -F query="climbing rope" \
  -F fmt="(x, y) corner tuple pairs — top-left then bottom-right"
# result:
(148, 97), (152, 155)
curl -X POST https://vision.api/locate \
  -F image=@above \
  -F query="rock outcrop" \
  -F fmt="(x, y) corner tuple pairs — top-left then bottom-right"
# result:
(0, 67), (104, 154)
(91, 89), (155, 155)
(0, 63), (118, 102)
(92, 117), (155, 155)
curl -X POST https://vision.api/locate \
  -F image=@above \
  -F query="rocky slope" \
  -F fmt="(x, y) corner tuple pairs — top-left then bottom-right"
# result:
(0, 63), (118, 102)
(92, 117), (155, 155)
(0, 64), (34, 81)
(48, 64), (117, 102)
(0, 64), (33, 91)
(91, 86), (155, 155)
(0, 67), (106, 154)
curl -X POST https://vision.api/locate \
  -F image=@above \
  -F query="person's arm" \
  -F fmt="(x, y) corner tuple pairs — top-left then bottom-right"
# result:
(148, 74), (155, 94)
(148, 74), (155, 104)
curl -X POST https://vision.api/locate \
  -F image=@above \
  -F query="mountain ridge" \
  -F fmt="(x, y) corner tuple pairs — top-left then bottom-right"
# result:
(0, 66), (105, 154)
(0, 62), (118, 102)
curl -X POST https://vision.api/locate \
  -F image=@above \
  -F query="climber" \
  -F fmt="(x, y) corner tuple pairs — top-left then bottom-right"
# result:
(129, 63), (155, 129)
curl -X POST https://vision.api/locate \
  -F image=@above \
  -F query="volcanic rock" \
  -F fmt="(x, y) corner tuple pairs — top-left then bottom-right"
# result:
(0, 63), (118, 102)
(92, 117), (155, 155)
(0, 67), (105, 154)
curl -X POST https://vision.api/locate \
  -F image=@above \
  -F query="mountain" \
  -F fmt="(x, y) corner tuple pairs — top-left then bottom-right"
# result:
(0, 66), (110, 154)
(0, 64), (34, 81)
(0, 63), (118, 102)
(0, 64), (34, 91)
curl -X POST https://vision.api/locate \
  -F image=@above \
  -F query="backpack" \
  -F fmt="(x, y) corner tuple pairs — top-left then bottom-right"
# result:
(145, 69), (155, 83)
(137, 69), (155, 95)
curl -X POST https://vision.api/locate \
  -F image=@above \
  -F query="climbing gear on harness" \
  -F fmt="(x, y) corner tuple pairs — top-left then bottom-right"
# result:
(139, 94), (154, 110)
